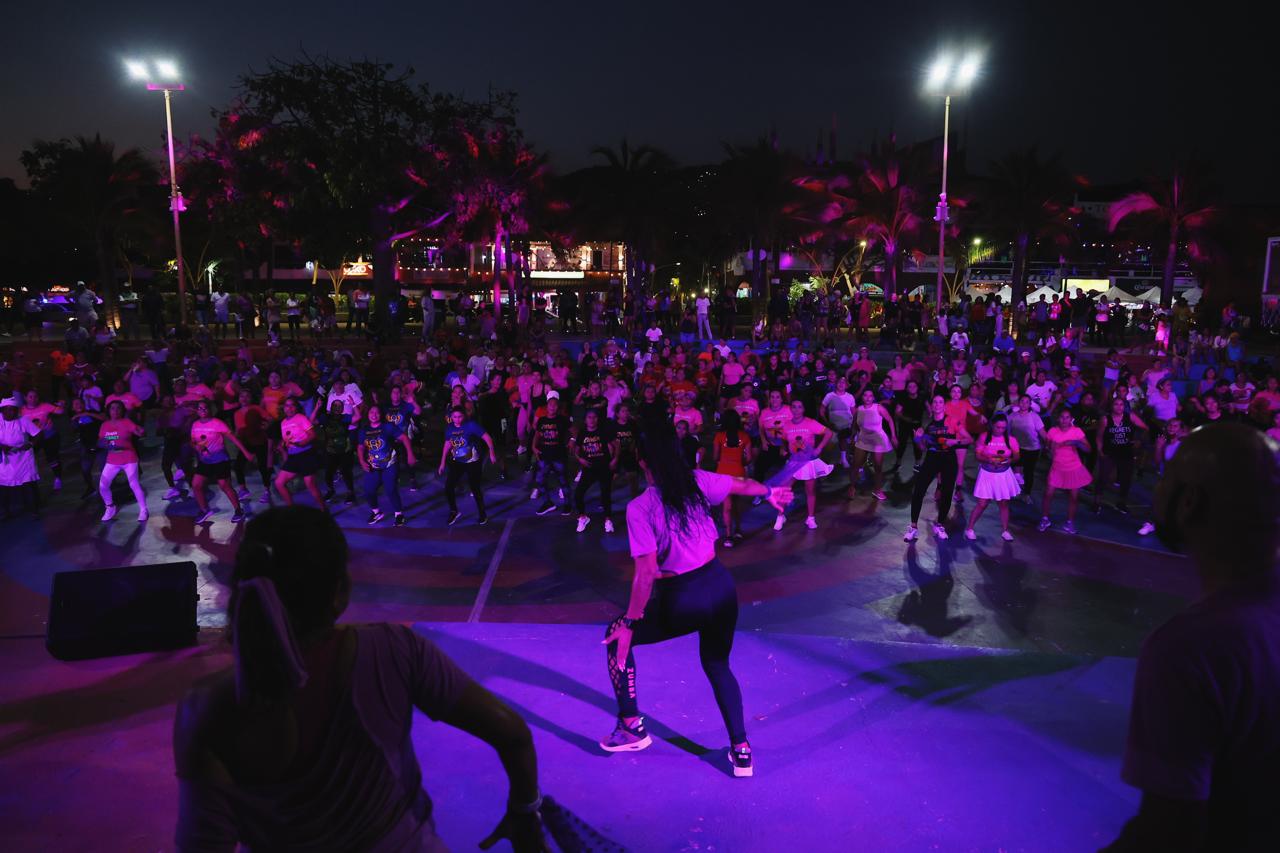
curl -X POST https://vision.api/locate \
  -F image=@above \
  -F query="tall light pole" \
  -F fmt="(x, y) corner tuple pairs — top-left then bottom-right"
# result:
(926, 52), (981, 308)
(126, 58), (188, 324)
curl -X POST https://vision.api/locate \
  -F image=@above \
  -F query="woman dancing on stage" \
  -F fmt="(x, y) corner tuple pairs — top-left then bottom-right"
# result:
(904, 394), (973, 542)
(600, 421), (792, 778)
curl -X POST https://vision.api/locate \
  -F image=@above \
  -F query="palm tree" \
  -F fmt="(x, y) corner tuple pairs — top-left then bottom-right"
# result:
(583, 139), (677, 294)
(979, 147), (1078, 307)
(21, 134), (162, 308)
(846, 136), (930, 298)
(1108, 165), (1219, 309)
(718, 138), (808, 299)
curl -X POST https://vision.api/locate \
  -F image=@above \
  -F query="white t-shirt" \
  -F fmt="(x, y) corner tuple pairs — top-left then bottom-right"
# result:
(645, 326), (663, 343)
(626, 470), (734, 574)
(695, 296), (711, 316)
(821, 391), (856, 430)
(467, 355), (494, 381)
(1025, 380), (1057, 411)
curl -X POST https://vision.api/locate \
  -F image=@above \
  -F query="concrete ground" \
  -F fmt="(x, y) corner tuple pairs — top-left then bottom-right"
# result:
(0, 446), (1194, 851)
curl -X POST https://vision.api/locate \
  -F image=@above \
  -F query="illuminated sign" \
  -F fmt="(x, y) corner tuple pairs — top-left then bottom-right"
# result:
(342, 261), (372, 277)
(530, 270), (585, 279)
(1065, 278), (1109, 292)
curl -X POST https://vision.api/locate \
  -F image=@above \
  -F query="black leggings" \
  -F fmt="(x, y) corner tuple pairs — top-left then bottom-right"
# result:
(575, 465), (613, 515)
(325, 448), (355, 494)
(895, 421), (921, 467)
(754, 445), (783, 483)
(162, 430), (192, 487)
(233, 441), (271, 488)
(605, 559), (746, 744)
(1019, 448), (1041, 494)
(445, 460), (485, 513)
(910, 451), (958, 524)
(1095, 448), (1134, 506)
(39, 432), (62, 478)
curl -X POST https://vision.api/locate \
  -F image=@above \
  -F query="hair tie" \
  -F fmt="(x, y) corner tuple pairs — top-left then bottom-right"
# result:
(233, 576), (309, 704)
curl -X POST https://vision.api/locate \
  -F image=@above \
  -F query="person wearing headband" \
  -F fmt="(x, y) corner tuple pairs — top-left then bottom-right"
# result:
(174, 506), (548, 851)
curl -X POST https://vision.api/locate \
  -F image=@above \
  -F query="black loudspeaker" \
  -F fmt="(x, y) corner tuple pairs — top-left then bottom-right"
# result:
(46, 562), (199, 660)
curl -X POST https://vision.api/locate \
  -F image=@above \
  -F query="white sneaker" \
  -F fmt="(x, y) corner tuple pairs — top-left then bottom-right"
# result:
(163, 487), (182, 501)
(237, 487), (251, 501)
(101, 505), (118, 522)
(530, 488), (540, 501)
(576, 515), (590, 533)
(964, 528), (977, 540)
(1001, 529), (1014, 541)
(805, 516), (817, 530)
(773, 515), (785, 531)
(932, 523), (949, 540)
(603, 518), (615, 534)
(53, 477), (62, 491)
(1138, 522), (1156, 536)
(517, 446), (527, 455)
(259, 492), (272, 503)
(903, 525), (919, 542)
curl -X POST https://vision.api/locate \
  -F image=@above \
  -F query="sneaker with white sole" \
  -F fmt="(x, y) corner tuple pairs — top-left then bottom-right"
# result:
(1037, 516), (1052, 532)
(773, 515), (785, 531)
(237, 487), (251, 501)
(964, 528), (977, 540)
(805, 516), (817, 530)
(195, 509), (215, 524)
(137, 508), (149, 522)
(904, 525), (919, 542)
(231, 510), (247, 523)
(872, 490), (887, 501)
(446, 510), (461, 526)
(728, 745), (754, 778)
(101, 505), (118, 522)
(1000, 529), (1014, 541)
(536, 500), (556, 516)
(1062, 521), (1077, 534)
(530, 488), (540, 501)
(368, 510), (386, 525)
(259, 492), (272, 504)
(599, 717), (652, 753)
(931, 523), (948, 540)
(576, 515), (590, 533)
(603, 518), (615, 534)
(1138, 522), (1156, 536)
(163, 487), (182, 501)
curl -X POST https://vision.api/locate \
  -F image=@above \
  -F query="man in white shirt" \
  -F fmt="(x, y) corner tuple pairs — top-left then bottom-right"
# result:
(467, 348), (494, 383)
(1025, 371), (1058, 411)
(949, 329), (970, 354)
(695, 295), (712, 341)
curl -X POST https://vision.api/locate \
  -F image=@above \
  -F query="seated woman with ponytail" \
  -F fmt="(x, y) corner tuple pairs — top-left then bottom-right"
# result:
(173, 506), (548, 852)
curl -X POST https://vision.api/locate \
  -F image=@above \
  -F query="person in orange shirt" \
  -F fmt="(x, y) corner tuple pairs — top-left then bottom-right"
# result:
(49, 349), (74, 400)
(713, 409), (753, 545)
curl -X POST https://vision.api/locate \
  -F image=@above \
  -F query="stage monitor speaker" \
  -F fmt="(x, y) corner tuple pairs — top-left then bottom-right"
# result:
(46, 561), (199, 660)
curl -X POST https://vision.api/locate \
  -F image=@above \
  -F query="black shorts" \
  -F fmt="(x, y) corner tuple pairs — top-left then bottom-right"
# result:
(282, 447), (320, 475)
(267, 420), (283, 441)
(720, 383), (740, 400)
(196, 460), (232, 480)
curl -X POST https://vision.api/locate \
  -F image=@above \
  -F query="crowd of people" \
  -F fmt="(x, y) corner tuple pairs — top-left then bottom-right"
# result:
(1, 283), (1278, 542)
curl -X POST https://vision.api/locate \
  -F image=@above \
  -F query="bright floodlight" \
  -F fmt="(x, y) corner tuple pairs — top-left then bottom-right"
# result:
(125, 59), (149, 80)
(155, 59), (179, 80)
(956, 54), (981, 87)
(927, 56), (952, 92)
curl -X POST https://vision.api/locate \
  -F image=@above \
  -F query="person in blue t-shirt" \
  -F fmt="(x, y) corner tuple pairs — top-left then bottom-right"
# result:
(356, 404), (416, 526)
(438, 406), (497, 526)
(381, 385), (422, 491)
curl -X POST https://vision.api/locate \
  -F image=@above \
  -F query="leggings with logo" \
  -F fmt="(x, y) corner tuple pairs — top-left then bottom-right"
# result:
(605, 559), (746, 744)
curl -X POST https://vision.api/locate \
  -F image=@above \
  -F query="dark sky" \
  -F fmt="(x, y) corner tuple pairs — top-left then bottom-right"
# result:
(3, 1), (1276, 200)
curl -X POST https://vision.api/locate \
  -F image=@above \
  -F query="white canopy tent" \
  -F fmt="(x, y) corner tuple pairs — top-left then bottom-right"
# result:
(1179, 286), (1203, 305)
(1135, 286), (1164, 303)
(907, 285), (928, 298)
(1104, 286), (1137, 303)
(1026, 285), (1061, 303)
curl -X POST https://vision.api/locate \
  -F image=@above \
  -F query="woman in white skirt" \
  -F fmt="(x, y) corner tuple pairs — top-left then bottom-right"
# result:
(965, 413), (1021, 541)
(0, 393), (41, 517)
(847, 388), (897, 502)
(776, 399), (834, 530)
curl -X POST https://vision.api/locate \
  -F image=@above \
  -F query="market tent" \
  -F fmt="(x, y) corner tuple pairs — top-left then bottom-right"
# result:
(906, 285), (928, 297)
(1179, 286), (1203, 305)
(1135, 286), (1163, 303)
(859, 282), (884, 295)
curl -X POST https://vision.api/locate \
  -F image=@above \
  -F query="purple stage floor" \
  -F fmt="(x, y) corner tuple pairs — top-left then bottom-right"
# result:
(0, 456), (1194, 850)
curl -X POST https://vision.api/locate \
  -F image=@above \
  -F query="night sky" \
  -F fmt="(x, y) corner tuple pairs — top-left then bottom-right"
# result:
(3, 1), (1276, 201)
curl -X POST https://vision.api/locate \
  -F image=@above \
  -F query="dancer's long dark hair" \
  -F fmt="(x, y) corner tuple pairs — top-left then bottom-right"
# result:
(637, 417), (709, 535)
(720, 409), (742, 448)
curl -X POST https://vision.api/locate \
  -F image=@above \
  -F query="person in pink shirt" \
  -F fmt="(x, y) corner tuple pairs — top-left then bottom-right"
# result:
(97, 400), (147, 522)
(672, 391), (703, 435)
(22, 390), (64, 491)
(1038, 408), (1093, 534)
(275, 396), (326, 509)
(190, 400), (255, 525)
(104, 379), (143, 416)
(775, 399), (834, 531)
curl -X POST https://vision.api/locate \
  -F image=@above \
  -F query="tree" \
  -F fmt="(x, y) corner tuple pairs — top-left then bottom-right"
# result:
(718, 138), (807, 300)
(846, 136), (931, 298)
(1108, 164), (1219, 309)
(583, 139), (678, 296)
(978, 147), (1078, 307)
(21, 135), (162, 309)
(222, 57), (511, 329)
